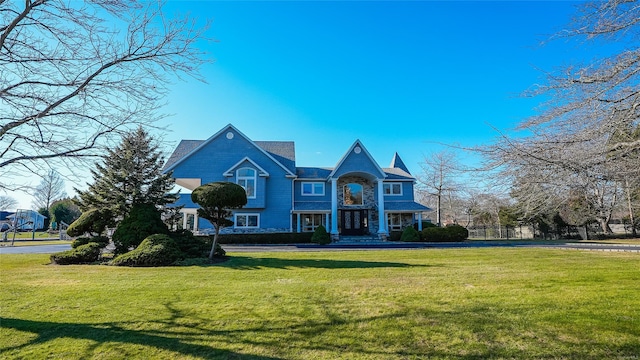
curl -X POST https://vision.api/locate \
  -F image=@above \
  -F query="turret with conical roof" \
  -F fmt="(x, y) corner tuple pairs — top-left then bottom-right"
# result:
(389, 152), (410, 174)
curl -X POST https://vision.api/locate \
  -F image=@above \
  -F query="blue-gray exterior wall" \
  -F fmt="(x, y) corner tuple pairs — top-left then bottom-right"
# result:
(170, 128), (293, 230)
(382, 181), (415, 202)
(331, 148), (384, 178)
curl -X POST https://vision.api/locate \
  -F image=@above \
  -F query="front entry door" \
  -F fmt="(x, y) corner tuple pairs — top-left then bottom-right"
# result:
(341, 209), (366, 235)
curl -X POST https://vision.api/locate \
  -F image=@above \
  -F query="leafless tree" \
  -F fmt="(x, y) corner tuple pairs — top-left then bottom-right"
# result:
(417, 150), (462, 226)
(0, 0), (210, 191)
(479, 0), (640, 234)
(32, 169), (66, 210)
(0, 195), (17, 210)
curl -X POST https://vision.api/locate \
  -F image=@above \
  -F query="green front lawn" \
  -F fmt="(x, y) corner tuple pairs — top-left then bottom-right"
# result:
(1, 248), (638, 359)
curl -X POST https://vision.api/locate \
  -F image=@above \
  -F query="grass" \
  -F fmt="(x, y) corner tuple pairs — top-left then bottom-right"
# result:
(1, 231), (62, 240)
(1, 248), (638, 359)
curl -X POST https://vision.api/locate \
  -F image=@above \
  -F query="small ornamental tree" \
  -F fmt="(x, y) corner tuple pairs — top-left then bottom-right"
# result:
(311, 224), (331, 245)
(400, 226), (420, 242)
(191, 182), (247, 260)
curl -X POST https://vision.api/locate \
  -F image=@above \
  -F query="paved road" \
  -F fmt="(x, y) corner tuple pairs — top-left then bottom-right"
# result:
(1, 242), (639, 254)
(0, 244), (72, 254)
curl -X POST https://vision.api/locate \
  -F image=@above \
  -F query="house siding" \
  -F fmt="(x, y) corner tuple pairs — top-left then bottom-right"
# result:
(165, 124), (429, 235)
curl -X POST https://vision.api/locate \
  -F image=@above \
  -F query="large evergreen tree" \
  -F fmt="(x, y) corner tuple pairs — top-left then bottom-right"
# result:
(76, 127), (178, 221)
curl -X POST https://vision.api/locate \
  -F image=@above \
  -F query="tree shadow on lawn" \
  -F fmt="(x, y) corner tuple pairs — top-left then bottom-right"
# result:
(0, 316), (282, 360)
(3, 299), (638, 359)
(220, 255), (433, 270)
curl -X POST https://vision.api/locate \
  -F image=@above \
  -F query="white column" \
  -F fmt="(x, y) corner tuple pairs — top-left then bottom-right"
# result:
(182, 211), (188, 230)
(418, 212), (423, 231)
(296, 213), (301, 232)
(331, 178), (338, 236)
(325, 213), (330, 230)
(377, 179), (387, 236)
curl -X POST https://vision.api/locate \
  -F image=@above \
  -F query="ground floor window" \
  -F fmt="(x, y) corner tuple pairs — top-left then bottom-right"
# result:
(388, 213), (402, 231)
(302, 214), (324, 232)
(235, 213), (259, 228)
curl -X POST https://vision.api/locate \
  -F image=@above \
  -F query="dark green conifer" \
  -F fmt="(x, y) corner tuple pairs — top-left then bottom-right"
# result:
(76, 126), (178, 222)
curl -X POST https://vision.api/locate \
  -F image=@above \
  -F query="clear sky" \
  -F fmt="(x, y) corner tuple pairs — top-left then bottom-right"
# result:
(9, 0), (594, 209)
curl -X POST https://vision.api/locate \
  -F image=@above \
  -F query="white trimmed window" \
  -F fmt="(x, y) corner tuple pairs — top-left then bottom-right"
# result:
(388, 213), (402, 231)
(383, 183), (402, 196)
(237, 168), (256, 198)
(235, 213), (259, 228)
(302, 182), (325, 196)
(302, 214), (324, 232)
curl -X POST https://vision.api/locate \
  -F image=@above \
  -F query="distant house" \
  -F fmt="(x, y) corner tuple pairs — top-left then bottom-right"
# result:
(163, 124), (430, 239)
(6, 210), (46, 231)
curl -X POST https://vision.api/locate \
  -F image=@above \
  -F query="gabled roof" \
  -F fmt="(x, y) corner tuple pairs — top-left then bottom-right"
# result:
(163, 124), (297, 177)
(389, 152), (411, 174)
(223, 157), (270, 177)
(163, 140), (201, 171)
(254, 141), (296, 173)
(328, 140), (386, 179)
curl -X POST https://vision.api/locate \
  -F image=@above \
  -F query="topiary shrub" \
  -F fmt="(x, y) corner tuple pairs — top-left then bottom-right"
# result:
(421, 225), (469, 242)
(51, 242), (103, 265)
(71, 236), (109, 249)
(421, 227), (451, 242)
(400, 226), (420, 242)
(445, 224), (469, 241)
(311, 224), (331, 245)
(110, 234), (182, 267)
(171, 230), (209, 258)
(112, 203), (169, 255)
(67, 208), (113, 237)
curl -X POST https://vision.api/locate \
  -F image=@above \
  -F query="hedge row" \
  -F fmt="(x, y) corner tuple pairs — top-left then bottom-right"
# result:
(391, 224), (469, 242)
(205, 232), (314, 245)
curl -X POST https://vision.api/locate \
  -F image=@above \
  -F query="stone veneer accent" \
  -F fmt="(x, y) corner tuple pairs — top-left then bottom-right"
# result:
(337, 176), (378, 235)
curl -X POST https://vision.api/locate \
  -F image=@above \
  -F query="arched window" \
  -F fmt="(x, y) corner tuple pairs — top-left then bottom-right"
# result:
(343, 183), (363, 205)
(237, 168), (256, 198)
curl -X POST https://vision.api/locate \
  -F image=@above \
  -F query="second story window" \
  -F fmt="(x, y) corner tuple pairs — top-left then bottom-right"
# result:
(237, 168), (256, 198)
(383, 183), (402, 196)
(344, 183), (363, 205)
(302, 182), (325, 196)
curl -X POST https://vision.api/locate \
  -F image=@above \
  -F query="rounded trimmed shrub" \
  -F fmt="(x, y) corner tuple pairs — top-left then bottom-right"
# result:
(50, 242), (103, 265)
(67, 208), (113, 237)
(71, 236), (109, 249)
(110, 234), (182, 267)
(421, 225), (469, 242)
(112, 203), (168, 255)
(400, 226), (420, 242)
(311, 224), (331, 245)
(445, 224), (469, 241)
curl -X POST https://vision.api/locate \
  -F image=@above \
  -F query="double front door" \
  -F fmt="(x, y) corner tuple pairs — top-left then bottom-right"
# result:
(341, 209), (367, 235)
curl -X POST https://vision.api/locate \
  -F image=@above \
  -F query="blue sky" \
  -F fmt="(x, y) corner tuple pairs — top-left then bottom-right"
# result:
(11, 0), (594, 209)
(160, 0), (584, 168)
